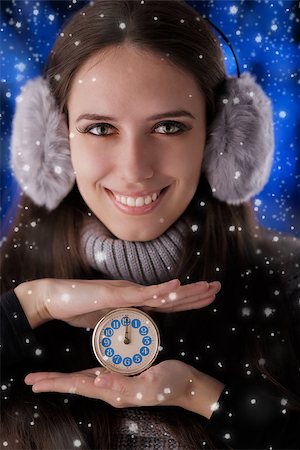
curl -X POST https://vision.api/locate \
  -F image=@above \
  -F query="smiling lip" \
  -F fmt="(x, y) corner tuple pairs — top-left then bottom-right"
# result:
(106, 186), (170, 215)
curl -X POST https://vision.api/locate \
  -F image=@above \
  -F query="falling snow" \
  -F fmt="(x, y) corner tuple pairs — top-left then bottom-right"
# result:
(1, 2), (299, 449)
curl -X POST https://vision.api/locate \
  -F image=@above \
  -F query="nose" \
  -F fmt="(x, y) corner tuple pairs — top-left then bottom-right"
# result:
(118, 134), (154, 183)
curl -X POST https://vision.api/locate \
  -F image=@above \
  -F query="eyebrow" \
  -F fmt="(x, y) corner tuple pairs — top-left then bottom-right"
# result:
(75, 109), (196, 124)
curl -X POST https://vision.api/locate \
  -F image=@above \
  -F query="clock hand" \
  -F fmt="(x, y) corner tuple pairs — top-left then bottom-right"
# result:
(124, 316), (130, 344)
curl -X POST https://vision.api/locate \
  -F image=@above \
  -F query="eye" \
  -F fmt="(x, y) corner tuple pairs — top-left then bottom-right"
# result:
(86, 123), (114, 136)
(154, 120), (187, 135)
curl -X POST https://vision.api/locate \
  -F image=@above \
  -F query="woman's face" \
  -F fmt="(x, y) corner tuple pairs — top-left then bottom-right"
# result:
(67, 44), (206, 241)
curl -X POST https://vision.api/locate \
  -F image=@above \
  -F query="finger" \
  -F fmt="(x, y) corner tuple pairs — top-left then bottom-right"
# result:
(30, 373), (101, 397)
(159, 294), (216, 312)
(144, 293), (216, 313)
(144, 282), (220, 309)
(25, 367), (108, 385)
(143, 281), (210, 308)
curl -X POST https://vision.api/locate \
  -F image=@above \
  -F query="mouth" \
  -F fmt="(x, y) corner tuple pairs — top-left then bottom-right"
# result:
(105, 186), (171, 215)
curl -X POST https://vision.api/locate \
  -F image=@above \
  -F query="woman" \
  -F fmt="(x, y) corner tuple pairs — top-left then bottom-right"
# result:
(1, 1), (299, 449)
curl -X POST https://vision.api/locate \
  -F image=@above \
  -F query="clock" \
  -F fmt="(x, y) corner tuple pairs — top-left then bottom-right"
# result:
(92, 308), (161, 376)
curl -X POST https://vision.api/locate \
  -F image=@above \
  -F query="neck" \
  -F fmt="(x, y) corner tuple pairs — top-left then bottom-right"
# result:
(80, 214), (192, 285)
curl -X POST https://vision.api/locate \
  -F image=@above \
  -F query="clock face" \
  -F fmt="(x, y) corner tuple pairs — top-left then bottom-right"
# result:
(92, 308), (160, 376)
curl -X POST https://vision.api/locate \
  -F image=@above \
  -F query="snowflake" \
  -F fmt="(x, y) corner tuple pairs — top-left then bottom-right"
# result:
(279, 111), (287, 118)
(242, 307), (251, 316)
(61, 293), (70, 302)
(264, 307), (276, 317)
(126, 420), (138, 433)
(15, 62), (26, 72)
(210, 401), (220, 411)
(168, 292), (177, 301)
(136, 392), (143, 400)
(73, 440), (81, 447)
(229, 6), (238, 15)
(95, 250), (106, 263)
(119, 22), (126, 29)
(54, 166), (62, 174)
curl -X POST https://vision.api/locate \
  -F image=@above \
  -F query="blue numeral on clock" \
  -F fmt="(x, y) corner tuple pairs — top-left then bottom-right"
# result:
(140, 346), (150, 356)
(113, 354), (122, 365)
(121, 316), (130, 326)
(142, 336), (152, 346)
(111, 320), (121, 329)
(133, 354), (142, 363)
(105, 347), (114, 357)
(132, 319), (141, 328)
(123, 357), (132, 367)
(102, 338), (111, 347)
(104, 327), (114, 337)
(139, 326), (148, 335)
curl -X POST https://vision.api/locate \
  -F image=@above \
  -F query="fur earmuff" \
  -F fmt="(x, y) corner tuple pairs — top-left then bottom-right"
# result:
(10, 76), (75, 210)
(202, 72), (275, 204)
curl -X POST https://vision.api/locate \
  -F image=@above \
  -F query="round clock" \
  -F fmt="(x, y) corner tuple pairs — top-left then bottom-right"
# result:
(92, 308), (161, 376)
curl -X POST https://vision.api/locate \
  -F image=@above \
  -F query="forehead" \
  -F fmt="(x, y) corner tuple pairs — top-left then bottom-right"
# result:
(67, 44), (205, 116)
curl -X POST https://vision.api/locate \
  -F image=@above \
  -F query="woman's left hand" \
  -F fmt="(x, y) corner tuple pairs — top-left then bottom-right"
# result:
(24, 360), (225, 419)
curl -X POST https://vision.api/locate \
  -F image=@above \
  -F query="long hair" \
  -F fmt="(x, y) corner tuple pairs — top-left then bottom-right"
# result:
(1, 1), (299, 449)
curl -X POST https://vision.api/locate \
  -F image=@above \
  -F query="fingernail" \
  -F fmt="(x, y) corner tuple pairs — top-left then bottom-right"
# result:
(32, 385), (41, 392)
(24, 375), (33, 385)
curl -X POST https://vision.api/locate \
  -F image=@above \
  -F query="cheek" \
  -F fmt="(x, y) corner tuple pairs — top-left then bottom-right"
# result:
(174, 147), (203, 183)
(70, 141), (108, 182)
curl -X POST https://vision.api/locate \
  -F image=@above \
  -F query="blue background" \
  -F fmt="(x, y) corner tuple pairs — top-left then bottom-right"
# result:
(1, 0), (299, 237)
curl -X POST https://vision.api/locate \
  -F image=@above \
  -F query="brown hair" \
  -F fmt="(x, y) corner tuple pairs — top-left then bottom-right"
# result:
(1, 1), (299, 449)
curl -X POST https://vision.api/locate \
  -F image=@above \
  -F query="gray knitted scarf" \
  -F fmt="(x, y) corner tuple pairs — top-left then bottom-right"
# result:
(81, 215), (192, 285)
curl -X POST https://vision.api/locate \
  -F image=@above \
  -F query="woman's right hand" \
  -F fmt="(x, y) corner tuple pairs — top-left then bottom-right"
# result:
(14, 278), (221, 329)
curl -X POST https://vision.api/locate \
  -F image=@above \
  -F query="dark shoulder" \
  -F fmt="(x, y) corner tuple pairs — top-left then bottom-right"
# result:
(254, 228), (300, 296)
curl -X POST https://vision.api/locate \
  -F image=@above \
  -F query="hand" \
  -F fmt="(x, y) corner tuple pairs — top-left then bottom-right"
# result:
(15, 278), (221, 329)
(24, 360), (225, 418)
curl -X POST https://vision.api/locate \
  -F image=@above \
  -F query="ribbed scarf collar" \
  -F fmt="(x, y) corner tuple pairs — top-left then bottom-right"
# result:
(80, 214), (192, 285)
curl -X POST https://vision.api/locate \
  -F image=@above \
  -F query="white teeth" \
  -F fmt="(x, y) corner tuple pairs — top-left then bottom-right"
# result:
(113, 191), (161, 207)
(144, 196), (152, 205)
